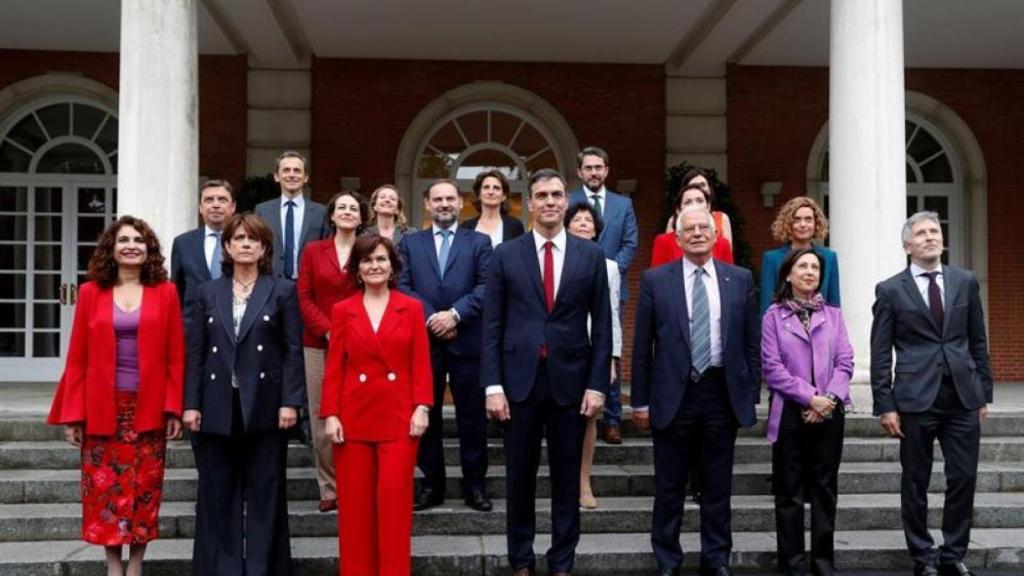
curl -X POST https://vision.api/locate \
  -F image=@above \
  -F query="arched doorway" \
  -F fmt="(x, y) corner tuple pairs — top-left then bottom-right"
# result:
(395, 82), (579, 226)
(0, 94), (118, 381)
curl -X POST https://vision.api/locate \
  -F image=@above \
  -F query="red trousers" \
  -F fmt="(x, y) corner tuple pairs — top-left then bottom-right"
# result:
(335, 437), (419, 575)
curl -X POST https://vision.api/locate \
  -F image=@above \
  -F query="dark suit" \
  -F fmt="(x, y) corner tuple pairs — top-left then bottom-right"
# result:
(184, 275), (306, 576)
(481, 231), (612, 573)
(398, 226), (493, 497)
(870, 265), (993, 570)
(171, 227), (215, 329)
(254, 195), (329, 279)
(462, 214), (526, 244)
(631, 258), (761, 573)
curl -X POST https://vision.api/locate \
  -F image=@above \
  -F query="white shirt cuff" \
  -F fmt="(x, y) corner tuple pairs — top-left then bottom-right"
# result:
(632, 406), (649, 413)
(485, 385), (504, 396)
(586, 390), (605, 400)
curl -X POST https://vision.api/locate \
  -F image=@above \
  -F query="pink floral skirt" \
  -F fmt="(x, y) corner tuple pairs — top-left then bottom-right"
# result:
(80, 391), (167, 545)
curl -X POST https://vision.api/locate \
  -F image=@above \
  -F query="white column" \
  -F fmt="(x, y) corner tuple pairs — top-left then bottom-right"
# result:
(116, 0), (198, 256)
(829, 0), (907, 409)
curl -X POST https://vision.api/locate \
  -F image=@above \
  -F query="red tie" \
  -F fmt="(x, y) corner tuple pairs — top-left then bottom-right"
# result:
(543, 241), (555, 313)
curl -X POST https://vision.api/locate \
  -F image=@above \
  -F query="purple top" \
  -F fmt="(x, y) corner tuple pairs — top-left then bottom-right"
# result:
(114, 304), (141, 392)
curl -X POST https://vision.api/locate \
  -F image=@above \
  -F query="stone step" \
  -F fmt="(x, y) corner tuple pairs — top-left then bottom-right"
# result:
(5, 435), (1024, 470)
(3, 493), (1024, 542)
(1, 529), (1021, 575)
(5, 410), (1023, 442)
(4, 462), (1024, 504)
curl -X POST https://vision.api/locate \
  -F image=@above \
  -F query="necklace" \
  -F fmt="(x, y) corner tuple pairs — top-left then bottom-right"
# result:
(234, 276), (256, 291)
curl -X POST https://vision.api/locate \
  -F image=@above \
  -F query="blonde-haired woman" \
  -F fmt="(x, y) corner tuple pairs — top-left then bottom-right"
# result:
(366, 184), (410, 245)
(760, 196), (840, 315)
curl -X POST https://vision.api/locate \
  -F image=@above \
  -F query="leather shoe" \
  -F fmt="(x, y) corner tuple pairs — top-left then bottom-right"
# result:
(511, 568), (535, 576)
(600, 424), (623, 445)
(939, 562), (975, 576)
(464, 489), (493, 512)
(914, 566), (939, 576)
(317, 498), (337, 513)
(413, 487), (444, 511)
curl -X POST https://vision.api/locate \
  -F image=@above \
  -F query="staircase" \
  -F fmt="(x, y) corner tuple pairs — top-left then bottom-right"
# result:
(1, 408), (1023, 574)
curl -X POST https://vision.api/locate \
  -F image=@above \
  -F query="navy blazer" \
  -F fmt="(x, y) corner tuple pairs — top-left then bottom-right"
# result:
(631, 259), (761, 429)
(397, 226), (492, 357)
(184, 275), (307, 435)
(870, 265), (993, 415)
(462, 214), (526, 244)
(254, 196), (330, 279)
(171, 227), (213, 329)
(569, 188), (637, 299)
(760, 244), (841, 314)
(480, 232), (612, 407)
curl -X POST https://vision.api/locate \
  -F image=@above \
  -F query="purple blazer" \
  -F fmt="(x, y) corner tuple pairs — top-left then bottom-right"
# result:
(762, 302), (854, 443)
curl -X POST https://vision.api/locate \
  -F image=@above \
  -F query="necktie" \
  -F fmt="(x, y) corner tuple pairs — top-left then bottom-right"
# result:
(690, 267), (711, 375)
(208, 232), (222, 279)
(284, 200), (296, 279)
(591, 194), (603, 218)
(437, 229), (452, 279)
(543, 241), (555, 313)
(923, 271), (944, 332)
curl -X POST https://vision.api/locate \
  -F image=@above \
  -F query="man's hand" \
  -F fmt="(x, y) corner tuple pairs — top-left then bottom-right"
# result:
(325, 416), (344, 444)
(165, 416), (183, 440)
(880, 411), (904, 438)
(278, 406), (298, 430)
(633, 409), (650, 432)
(182, 409), (202, 433)
(579, 390), (604, 419)
(427, 311), (458, 337)
(436, 327), (458, 342)
(64, 424), (83, 447)
(486, 392), (511, 422)
(980, 404), (990, 421)
(610, 359), (618, 383)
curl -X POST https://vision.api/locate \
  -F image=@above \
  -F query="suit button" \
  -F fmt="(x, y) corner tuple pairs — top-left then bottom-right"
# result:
(208, 317), (214, 324)
(212, 346), (218, 353)
(359, 373), (367, 382)
(210, 374), (216, 380)
(263, 315), (270, 321)
(260, 372), (266, 379)
(387, 372), (397, 381)
(257, 344), (263, 352)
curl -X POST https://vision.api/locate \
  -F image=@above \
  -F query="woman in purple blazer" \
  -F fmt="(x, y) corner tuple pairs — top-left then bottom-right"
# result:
(762, 247), (854, 576)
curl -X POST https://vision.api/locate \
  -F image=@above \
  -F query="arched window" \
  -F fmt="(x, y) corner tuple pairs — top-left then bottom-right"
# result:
(817, 115), (962, 264)
(1, 100), (118, 174)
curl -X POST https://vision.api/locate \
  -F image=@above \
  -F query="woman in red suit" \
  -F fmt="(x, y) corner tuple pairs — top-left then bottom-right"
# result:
(48, 215), (184, 576)
(321, 234), (433, 575)
(650, 181), (734, 267)
(297, 189), (367, 512)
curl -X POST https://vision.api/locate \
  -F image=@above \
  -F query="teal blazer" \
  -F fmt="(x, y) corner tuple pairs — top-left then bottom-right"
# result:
(760, 244), (841, 314)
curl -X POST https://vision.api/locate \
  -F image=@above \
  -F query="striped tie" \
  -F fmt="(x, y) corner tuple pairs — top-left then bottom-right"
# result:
(690, 267), (711, 375)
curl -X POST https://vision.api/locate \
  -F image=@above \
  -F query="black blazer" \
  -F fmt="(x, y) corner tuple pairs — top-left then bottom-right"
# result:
(397, 227), (492, 357)
(170, 227), (213, 329)
(463, 214), (525, 244)
(630, 259), (761, 429)
(184, 275), (307, 435)
(480, 232), (612, 407)
(870, 265), (993, 415)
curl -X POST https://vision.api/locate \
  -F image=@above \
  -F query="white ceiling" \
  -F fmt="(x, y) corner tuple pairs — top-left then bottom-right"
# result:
(0, 0), (1021, 70)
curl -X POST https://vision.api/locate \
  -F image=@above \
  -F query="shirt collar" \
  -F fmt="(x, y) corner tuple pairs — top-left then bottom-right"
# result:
(682, 256), (715, 279)
(281, 193), (305, 208)
(533, 227), (567, 253)
(432, 222), (458, 235)
(587, 186), (607, 200)
(204, 225), (219, 237)
(910, 262), (942, 279)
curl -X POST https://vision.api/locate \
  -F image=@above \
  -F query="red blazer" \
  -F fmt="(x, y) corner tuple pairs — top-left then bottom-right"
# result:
(297, 238), (357, 348)
(320, 291), (433, 442)
(48, 281), (185, 436)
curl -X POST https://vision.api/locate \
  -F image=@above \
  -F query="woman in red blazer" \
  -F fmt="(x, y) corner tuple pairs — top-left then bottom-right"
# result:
(321, 234), (433, 576)
(297, 189), (367, 512)
(650, 181), (734, 267)
(48, 215), (184, 576)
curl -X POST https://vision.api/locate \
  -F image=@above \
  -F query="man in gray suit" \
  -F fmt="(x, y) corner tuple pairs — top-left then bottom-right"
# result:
(254, 151), (329, 280)
(870, 211), (993, 576)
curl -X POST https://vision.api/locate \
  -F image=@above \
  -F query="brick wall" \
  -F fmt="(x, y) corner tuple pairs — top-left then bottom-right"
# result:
(0, 49), (247, 187)
(311, 57), (667, 377)
(727, 64), (1024, 381)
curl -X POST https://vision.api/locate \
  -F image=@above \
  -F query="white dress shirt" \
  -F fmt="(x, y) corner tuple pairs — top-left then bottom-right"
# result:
(203, 225), (219, 268)
(432, 222), (459, 255)
(682, 257), (723, 367)
(532, 227), (566, 298)
(280, 193), (305, 277)
(910, 262), (945, 308)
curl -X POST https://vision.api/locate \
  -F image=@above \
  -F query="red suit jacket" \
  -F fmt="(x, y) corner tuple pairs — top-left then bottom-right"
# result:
(48, 281), (185, 436)
(320, 291), (433, 442)
(297, 238), (357, 349)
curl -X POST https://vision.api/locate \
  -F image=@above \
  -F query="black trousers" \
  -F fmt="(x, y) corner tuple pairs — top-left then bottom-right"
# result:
(651, 370), (738, 573)
(900, 377), (980, 569)
(503, 361), (587, 573)
(191, 390), (292, 576)
(417, 348), (488, 495)
(772, 400), (845, 576)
